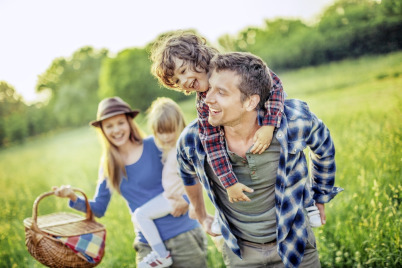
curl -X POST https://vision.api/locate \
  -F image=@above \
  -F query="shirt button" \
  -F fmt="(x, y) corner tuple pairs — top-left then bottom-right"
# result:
(278, 134), (282, 137)
(293, 149), (297, 153)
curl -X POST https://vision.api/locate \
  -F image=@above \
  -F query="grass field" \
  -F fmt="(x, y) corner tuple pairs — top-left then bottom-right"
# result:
(1, 51), (401, 267)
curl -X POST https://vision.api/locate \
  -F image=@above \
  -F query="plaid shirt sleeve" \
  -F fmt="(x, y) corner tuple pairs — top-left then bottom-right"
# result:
(258, 70), (285, 128)
(196, 92), (238, 188)
(306, 112), (342, 203)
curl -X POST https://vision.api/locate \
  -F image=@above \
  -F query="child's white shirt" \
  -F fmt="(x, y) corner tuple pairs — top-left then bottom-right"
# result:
(162, 148), (185, 200)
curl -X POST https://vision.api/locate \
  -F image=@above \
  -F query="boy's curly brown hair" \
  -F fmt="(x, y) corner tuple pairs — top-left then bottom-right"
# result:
(150, 31), (218, 91)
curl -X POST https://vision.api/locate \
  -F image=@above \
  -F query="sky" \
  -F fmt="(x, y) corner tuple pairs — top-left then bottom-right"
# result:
(0, 0), (334, 104)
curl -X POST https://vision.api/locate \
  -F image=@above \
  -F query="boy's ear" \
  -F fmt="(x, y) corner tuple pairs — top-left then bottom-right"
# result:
(245, 95), (260, 111)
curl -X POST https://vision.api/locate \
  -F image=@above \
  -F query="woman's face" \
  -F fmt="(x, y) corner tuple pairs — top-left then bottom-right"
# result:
(101, 114), (131, 148)
(172, 57), (209, 94)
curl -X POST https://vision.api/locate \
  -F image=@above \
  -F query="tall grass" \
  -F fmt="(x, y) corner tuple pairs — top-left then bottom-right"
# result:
(282, 52), (402, 267)
(1, 52), (401, 267)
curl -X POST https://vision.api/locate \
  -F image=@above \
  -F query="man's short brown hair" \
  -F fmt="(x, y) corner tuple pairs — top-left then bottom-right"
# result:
(209, 52), (272, 109)
(150, 31), (218, 90)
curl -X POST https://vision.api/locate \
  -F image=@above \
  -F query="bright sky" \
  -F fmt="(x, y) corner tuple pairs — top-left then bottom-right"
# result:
(0, 0), (334, 104)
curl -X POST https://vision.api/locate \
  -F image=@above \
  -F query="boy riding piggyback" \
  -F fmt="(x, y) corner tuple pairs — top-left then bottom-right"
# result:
(150, 31), (322, 228)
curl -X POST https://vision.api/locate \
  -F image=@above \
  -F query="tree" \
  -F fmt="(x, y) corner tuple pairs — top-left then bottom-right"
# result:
(0, 81), (28, 146)
(36, 46), (109, 127)
(99, 46), (187, 112)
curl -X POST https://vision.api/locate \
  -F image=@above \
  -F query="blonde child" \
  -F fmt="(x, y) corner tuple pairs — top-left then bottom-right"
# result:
(131, 97), (190, 268)
(150, 31), (322, 228)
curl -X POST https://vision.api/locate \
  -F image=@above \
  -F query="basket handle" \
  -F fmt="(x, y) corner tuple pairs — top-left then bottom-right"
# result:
(30, 188), (94, 233)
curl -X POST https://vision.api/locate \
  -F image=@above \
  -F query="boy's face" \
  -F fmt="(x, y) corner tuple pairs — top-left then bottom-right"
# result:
(172, 58), (209, 94)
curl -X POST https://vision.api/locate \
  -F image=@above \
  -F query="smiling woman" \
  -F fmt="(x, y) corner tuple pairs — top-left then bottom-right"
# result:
(51, 96), (208, 268)
(101, 114), (137, 152)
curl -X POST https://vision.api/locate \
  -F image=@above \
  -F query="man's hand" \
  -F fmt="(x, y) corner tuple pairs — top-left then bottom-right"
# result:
(316, 203), (326, 225)
(200, 214), (220, 237)
(251, 125), (275, 154)
(227, 182), (254, 203)
(169, 196), (189, 217)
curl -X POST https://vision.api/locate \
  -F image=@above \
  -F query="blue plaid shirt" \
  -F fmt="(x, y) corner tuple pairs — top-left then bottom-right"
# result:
(177, 99), (343, 268)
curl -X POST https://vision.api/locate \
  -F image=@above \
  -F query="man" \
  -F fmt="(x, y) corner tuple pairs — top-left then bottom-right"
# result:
(177, 52), (342, 268)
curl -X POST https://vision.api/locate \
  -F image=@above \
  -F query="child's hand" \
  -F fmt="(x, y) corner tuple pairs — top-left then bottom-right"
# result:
(250, 125), (275, 154)
(169, 196), (189, 217)
(227, 182), (254, 203)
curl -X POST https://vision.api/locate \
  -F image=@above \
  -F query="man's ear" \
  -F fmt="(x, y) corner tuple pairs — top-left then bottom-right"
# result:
(245, 95), (260, 111)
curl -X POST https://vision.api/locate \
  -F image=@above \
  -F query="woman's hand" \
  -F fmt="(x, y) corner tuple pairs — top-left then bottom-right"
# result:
(52, 185), (78, 202)
(169, 195), (189, 217)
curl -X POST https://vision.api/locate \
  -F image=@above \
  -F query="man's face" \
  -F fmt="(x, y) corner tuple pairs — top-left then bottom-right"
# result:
(172, 58), (209, 94)
(205, 69), (246, 127)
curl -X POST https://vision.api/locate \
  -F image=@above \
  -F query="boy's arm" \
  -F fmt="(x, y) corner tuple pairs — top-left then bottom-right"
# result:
(258, 70), (285, 128)
(252, 70), (285, 154)
(196, 92), (238, 189)
(250, 125), (275, 154)
(197, 93), (254, 202)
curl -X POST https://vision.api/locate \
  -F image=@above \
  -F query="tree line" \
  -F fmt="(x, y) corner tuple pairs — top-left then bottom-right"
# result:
(1, 0), (401, 147)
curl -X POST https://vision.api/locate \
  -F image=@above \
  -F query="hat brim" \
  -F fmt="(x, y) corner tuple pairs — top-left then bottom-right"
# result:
(90, 110), (140, 127)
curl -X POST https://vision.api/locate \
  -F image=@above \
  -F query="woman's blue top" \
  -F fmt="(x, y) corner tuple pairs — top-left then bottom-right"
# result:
(70, 136), (199, 243)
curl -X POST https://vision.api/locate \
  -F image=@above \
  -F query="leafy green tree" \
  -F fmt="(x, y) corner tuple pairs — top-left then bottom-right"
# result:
(99, 46), (187, 112)
(219, 0), (402, 69)
(316, 0), (402, 58)
(36, 46), (108, 127)
(219, 19), (313, 69)
(0, 81), (28, 146)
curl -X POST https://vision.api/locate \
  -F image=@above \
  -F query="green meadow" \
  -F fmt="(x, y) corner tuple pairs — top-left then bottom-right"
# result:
(1, 52), (401, 267)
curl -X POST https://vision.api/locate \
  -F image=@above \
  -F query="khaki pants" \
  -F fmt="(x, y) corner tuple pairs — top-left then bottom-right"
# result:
(134, 227), (208, 268)
(222, 226), (320, 268)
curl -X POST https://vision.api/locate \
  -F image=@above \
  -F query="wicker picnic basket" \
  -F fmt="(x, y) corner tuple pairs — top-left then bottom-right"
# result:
(24, 188), (106, 268)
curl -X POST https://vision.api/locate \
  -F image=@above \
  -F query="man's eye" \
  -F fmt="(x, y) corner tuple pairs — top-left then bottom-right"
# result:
(175, 79), (180, 84)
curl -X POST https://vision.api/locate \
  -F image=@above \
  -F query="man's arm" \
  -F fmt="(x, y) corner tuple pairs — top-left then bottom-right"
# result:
(185, 183), (216, 236)
(177, 122), (217, 235)
(307, 111), (343, 204)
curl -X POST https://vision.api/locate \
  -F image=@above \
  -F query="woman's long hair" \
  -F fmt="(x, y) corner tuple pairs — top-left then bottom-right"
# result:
(147, 97), (186, 162)
(97, 114), (145, 193)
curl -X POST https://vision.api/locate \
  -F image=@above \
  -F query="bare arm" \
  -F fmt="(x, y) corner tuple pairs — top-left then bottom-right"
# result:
(185, 183), (216, 236)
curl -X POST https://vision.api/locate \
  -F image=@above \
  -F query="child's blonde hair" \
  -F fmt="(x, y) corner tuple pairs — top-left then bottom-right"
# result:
(147, 97), (186, 162)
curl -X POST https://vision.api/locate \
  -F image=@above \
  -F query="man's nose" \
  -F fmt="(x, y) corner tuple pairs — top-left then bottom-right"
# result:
(205, 89), (214, 105)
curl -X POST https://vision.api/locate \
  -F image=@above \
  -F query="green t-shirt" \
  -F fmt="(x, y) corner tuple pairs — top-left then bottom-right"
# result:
(206, 136), (281, 243)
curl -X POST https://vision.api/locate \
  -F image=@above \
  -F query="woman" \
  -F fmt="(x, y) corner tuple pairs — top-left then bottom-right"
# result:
(53, 96), (208, 268)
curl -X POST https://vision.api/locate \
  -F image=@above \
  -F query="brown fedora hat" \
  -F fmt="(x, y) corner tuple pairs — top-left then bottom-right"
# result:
(90, 97), (140, 127)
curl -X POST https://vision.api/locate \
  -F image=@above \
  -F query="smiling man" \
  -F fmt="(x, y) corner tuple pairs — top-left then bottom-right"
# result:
(177, 52), (343, 268)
